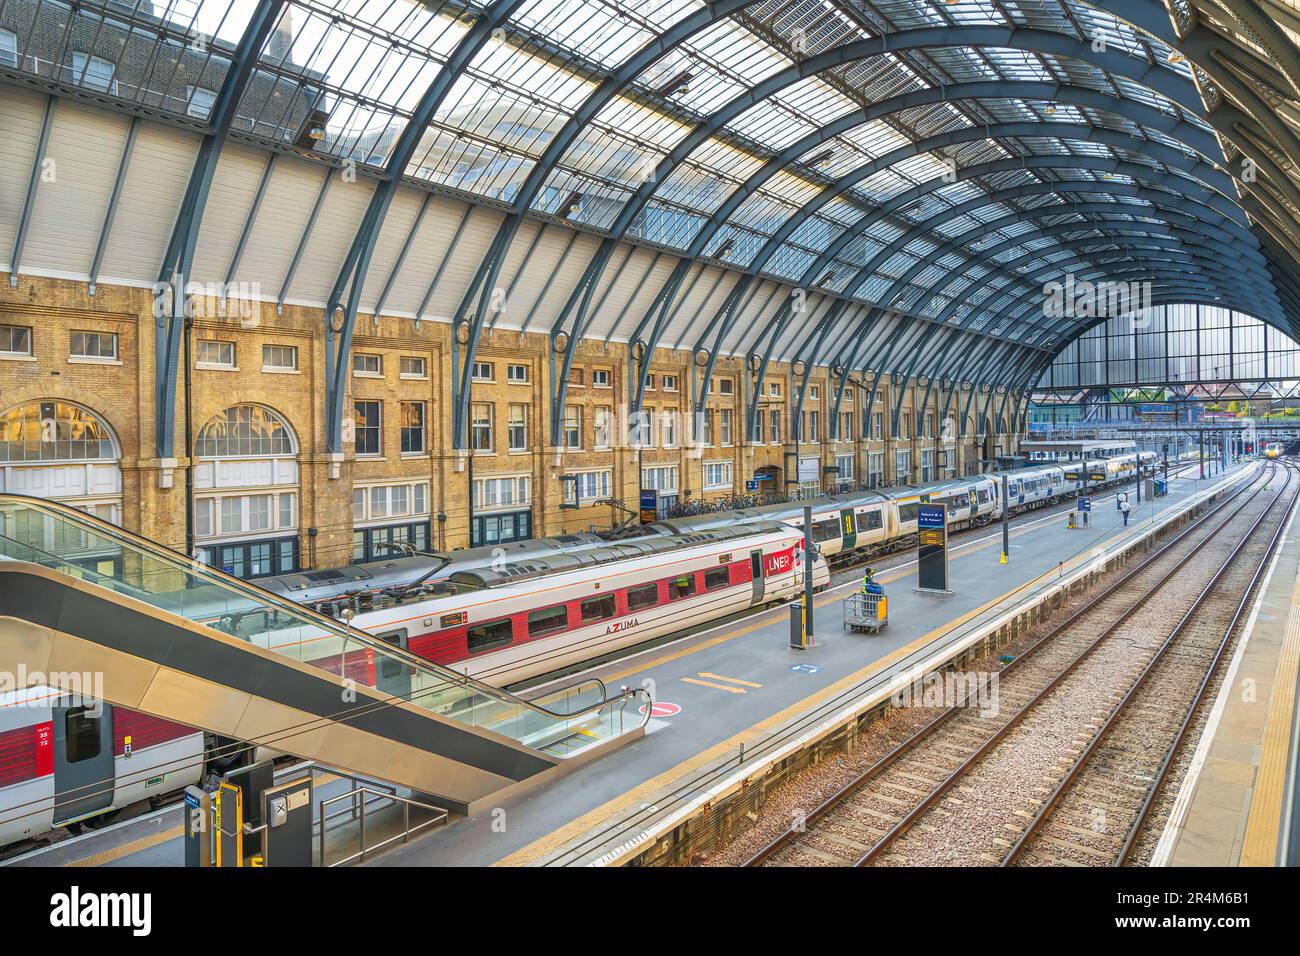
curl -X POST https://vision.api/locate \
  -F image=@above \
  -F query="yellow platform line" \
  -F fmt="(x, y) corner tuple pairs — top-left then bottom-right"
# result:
(681, 677), (747, 694)
(493, 484), (1230, 867)
(697, 672), (763, 688)
(1241, 602), (1300, 865)
(495, 564), (1065, 867)
(67, 824), (183, 867)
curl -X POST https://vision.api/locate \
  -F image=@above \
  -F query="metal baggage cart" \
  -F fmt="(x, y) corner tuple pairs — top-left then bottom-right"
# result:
(843, 591), (888, 633)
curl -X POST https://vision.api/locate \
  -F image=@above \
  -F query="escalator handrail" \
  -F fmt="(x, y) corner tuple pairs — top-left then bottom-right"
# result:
(0, 494), (648, 728)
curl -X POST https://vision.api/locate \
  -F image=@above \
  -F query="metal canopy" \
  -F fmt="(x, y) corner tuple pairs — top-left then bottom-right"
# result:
(3, 0), (1300, 448)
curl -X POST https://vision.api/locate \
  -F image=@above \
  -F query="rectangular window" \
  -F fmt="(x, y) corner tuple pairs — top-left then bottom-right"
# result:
(472, 475), (530, 510)
(195, 499), (212, 537)
(64, 708), (101, 763)
(704, 461), (733, 490)
(279, 493), (294, 529)
(353, 353), (382, 376)
(508, 404), (528, 451)
(641, 466), (679, 492)
(581, 594), (616, 622)
(261, 344), (297, 371)
(769, 382), (781, 397)
(220, 497), (241, 534)
(0, 30), (17, 69)
(662, 410), (678, 448)
(401, 401), (426, 454)
(70, 330), (118, 360)
(810, 385), (820, 400)
(471, 403), (493, 451)
(837, 454), (854, 482)
(528, 605), (568, 637)
(841, 411), (853, 440)
(592, 369), (611, 387)
(399, 356), (426, 378)
(720, 408), (733, 445)
(702, 410), (714, 446)
(70, 52), (115, 93)
(717, 378), (734, 395)
(564, 405), (581, 449)
(808, 411), (820, 443)
(594, 407), (611, 449)
(627, 584), (658, 611)
(770, 410), (782, 444)
(196, 339), (235, 368)
(873, 412), (883, 440)
(467, 618), (513, 654)
(0, 324), (32, 356)
(668, 574), (696, 600)
(704, 567), (730, 591)
(507, 363), (529, 383)
(662, 374), (679, 391)
(247, 494), (271, 532)
(565, 470), (610, 504)
(354, 401), (381, 456)
(632, 411), (653, 448)
(472, 361), (494, 381)
(186, 85), (216, 119)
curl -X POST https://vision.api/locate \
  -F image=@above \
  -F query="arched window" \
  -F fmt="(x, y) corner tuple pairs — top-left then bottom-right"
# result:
(192, 405), (299, 580)
(0, 401), (117, 463)
(0, 401), (123, 575)
(195, 404), (296, 458)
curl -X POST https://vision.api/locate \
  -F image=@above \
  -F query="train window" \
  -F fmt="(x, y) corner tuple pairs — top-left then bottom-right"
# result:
(978, 490), (989, 503)
(65, 708), (101, 764)
(581, 594), (616, 622)
(374, 630), (407, 681)
(667, 574), (697, 601)
(627, 584), (659, 611)
(528, 606), (568, 636)
(898, 503), (919, 523)
(859, 509), (883, 531)
(467, 618), (513, 654)
(813, 520), (839, 542)
(704, 567), (730, 591)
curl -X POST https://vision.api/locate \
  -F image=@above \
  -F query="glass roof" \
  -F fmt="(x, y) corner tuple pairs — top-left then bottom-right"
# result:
(2, 0), (1293, 350)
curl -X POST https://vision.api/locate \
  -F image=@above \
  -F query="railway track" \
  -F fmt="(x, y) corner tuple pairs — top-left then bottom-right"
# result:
(745, 461), (1294, 867)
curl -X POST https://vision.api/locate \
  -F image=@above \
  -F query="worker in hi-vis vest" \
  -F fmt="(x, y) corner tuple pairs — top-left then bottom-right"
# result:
(861, 567), (884, 596)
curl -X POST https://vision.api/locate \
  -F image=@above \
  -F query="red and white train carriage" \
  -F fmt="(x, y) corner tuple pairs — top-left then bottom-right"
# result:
(0, 687), (202, 848)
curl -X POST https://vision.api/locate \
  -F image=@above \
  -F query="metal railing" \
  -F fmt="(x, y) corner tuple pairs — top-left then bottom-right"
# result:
(317, 787), (448, 867)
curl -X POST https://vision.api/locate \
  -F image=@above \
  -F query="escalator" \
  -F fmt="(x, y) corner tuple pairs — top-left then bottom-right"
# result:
(0, 495), (649, 814)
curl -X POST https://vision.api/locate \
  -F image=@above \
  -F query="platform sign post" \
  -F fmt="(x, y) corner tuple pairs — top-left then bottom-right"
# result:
(1000, 475), (1009, 563)
(915, 504), (951, 594)
(639, 489), (658, 524)
(802, 504), (814, 641)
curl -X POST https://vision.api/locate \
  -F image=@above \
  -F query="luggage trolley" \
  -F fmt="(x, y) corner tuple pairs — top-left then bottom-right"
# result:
(843, 592), (888, 633)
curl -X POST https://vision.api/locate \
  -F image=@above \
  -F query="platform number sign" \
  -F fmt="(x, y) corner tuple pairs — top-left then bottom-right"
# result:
(916, 504), (951, 594)
(1078, 497), (1091, 512)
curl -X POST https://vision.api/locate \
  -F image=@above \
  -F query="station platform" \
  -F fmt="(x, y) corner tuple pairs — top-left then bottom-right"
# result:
(1155, 476), (1300, 867)
(8, 461), (1252, 868)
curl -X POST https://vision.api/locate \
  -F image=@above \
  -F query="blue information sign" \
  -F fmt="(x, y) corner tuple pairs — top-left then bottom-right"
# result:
(746, 480), (760, 492)
(639, 489), (658, 524)
(1078, 496), (1091, 512)
(918, 504), (946, 529)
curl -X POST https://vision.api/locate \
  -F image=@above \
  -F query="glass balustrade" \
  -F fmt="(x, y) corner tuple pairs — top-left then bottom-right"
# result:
(0, 495), (647, 755)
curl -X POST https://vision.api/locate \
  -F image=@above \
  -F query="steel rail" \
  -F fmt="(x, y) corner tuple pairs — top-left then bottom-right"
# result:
(743, 464), (1269, 866)
(1004, 459), (1300, 866)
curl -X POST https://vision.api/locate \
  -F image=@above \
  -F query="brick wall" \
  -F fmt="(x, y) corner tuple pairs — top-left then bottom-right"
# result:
(0, 272), (1020, 568)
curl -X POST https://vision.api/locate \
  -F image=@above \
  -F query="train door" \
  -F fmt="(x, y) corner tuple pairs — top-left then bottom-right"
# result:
(373, 629), (412, 699)
(840, 509), (857, 551)
(52, 704), (115, 825)
(750, 550), (765, 604)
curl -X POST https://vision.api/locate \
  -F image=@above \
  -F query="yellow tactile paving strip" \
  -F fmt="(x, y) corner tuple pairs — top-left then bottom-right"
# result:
(1241, 602), (1300, 864)
(1166, 502), (1300, 867)
(494, 476), (1241, 867)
